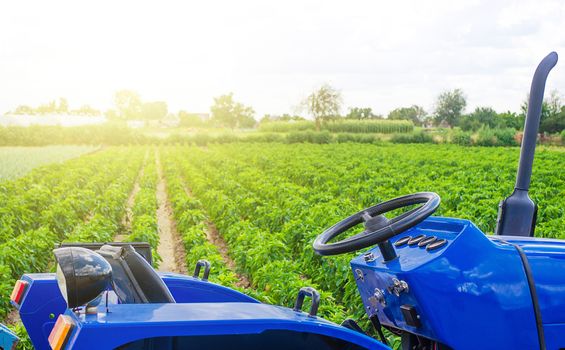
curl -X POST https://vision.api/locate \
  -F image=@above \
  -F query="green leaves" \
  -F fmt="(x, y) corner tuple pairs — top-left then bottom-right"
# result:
(165, 142), (565, 326)
(0, 147), (145, 318)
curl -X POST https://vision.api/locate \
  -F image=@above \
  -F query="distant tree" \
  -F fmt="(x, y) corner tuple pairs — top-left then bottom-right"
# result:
(14, 105), (34, 115)
(73, 105), (101, 116)
(388, 105), (426, 126)
(346, 107), (379, 120)
(140, 101), (168, 120)
(178, 111), (204, 127)
(541, 106), (565, 133)
(36, 100), (57, 115)
(460, 107), (498, 131)
(434, 89), (466, 127)
(496, 111), (523, 130)
(210, 93), (256, 129)
(520, 90), (563, 133)
(237, 104), (256, 128)
(546, 90), (562, 117)
(114, 90), (142, 120)
(57, 98), (69, 114)
(302, 83), (342, 131)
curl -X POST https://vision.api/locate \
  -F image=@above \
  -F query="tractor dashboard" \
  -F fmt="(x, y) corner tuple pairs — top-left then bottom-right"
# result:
(350, 216), (545, 350)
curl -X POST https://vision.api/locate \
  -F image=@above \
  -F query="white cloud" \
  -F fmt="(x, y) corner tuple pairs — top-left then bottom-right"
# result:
(0, 0), (564, 117)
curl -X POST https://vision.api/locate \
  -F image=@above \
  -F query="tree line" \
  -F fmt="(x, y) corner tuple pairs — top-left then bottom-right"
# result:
(260, 84), (565, 134)
(6, 85), (565, 134)
(9, 98), (101, 116)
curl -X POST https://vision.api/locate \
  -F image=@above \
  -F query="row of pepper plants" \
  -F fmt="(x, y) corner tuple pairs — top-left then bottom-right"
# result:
(164, 146), (348, 322)
(161, 149), (243, 288)
(164, 142), (565, 337)
(0, 147), (146, 318)
(215, 143), (565, 239)
(123, 150), (161, 266)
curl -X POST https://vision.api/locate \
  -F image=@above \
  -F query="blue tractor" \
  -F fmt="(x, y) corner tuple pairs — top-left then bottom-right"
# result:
(2, 52), (564, 350)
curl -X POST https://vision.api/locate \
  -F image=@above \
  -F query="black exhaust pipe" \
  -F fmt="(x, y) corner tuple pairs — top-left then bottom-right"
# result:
(495, 52), (558, 237)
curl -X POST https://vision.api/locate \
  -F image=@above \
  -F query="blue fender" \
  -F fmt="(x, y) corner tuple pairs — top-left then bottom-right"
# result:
(63, 303), (389, 349)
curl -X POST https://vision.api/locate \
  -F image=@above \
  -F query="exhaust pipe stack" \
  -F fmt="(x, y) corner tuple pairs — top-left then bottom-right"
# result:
(495, 52), (558, 237)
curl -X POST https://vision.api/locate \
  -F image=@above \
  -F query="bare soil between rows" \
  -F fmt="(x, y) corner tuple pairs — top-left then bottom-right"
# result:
(114, 161), (146, 242)
(155, 152), (187, 274)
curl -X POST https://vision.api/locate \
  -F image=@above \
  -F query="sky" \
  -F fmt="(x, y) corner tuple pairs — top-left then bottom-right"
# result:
(1, 0), (565, 118)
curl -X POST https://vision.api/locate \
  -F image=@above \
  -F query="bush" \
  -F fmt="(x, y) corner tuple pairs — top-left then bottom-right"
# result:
(475, 128), (517, 147)
(452, 130), (472, 146)
(310, 130), (332, 144)
(286, 131), (333, 144)
(243, 133), (285, 143)
(475, 128), (497, 146)
(390, 131), (434, 144)
(492, 128), (517, 146)
(561, 130), (565, 143)
(258, 121), (315, 132)
(335, 133), (381, 144)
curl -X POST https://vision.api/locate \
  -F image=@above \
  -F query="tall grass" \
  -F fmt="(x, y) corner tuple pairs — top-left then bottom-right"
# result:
(259, 119), (414, 134)
(323, 119), (413, 133)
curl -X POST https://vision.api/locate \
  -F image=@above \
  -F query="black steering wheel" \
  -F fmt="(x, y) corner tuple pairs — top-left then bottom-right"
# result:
(313, 192), (440, 256)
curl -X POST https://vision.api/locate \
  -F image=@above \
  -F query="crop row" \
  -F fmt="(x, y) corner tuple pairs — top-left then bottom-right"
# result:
(0, 151), (121, 243)
(123, 150), (161, 266)
(166, 143), (565, 334)
(164, 146), (348, 323)
(161, 150), (242, 288)
(213, 143), (565, 238)
(64, 153), (143, 243)
(0, 147), (146, 317)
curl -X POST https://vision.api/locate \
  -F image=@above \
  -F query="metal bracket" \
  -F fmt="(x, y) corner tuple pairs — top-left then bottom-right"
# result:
(193, 259), (211, 281)
(293, 286), (320, 317)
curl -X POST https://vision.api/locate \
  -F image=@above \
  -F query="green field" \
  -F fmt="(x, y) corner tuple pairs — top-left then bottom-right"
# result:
(0, 146), (97, 180)
(2, 143), (564, 346)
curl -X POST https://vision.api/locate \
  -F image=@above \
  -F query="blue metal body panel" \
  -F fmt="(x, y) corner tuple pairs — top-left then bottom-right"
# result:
(497, 235), (565, 325)
(16, 272), (259, 350)
(63, 303), (388, 349)
(351, 217), (565, 350)
(0, 323), (19, 349)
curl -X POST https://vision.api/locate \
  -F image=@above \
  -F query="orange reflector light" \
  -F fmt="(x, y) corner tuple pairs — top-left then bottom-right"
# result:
(9, 280), (28, 305)
(48, 315), (74, 350)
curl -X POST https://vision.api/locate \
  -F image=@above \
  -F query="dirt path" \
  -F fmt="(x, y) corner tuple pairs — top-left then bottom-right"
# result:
(182, 184), (250, 288)
(155, 152), (187, 274)
(114, 163), (145, 242)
